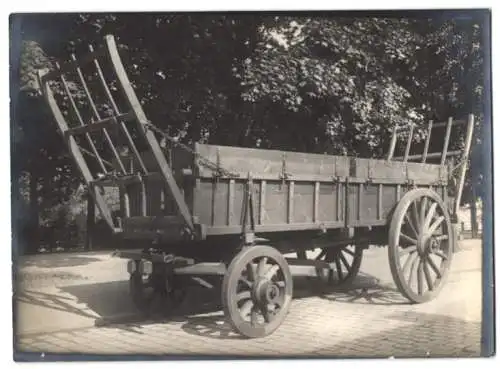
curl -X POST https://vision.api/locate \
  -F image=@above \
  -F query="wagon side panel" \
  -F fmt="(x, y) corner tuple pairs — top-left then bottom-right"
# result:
(193, 144), (349, 235)
(345, 158), (447, 228)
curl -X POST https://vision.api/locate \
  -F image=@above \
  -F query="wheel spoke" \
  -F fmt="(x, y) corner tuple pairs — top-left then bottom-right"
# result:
(274, 293), (285, 308)
(423, 202), (438, 234)
(257, 257), (268, 277)
(420, 197), (428, 227)
(427, 216), (445, 236)
(275, 280), (286, 288)
(239, 277), (253, 288)
(404, 213), (419, 238)
(412, 201), (421, 229)
(316, 249), (327, 260)
(435, 234), (449, 241)
(260, 305), (272, 323)
(399, 245), (417, 257)
(263, 264), (280, 281)
(417, 259), (424, 295)
(426, 255), (442, 278)
(237, 290), (251, 302)
(338, 251), (352, 274)
(246, 262), (256, 282)
(335, 257), (343, 281)
(240, 300), (253, 317)
(403, 251), (418, 276)
(423, 259), (434, 291)
(432, 249), (448, 260)
(408, 255), (420, 288)
(342, 247), (355, 257)
(400, 232), (417, 245)
(250, 306), (259, 326)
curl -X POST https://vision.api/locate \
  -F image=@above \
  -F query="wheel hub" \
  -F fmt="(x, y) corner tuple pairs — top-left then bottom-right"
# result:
(417, 235), (440, 257)
(254, 279), (280, 304)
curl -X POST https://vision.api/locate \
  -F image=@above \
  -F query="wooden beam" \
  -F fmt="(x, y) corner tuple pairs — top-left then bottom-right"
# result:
(71, 53), (127, 174)
(378, 184), (383, 220)
(422, 120), (433, 163)
(313, 181), (320, 223)
(105, 34), (195, 233)
(89, 44), (149, 175)
(64, 113), (133, 137)
(441, 117), (453, 166)
(403, 124), (415, 163)
(56, 62), (107, 174)
(454, 114), (475, 216)
(394, 150), (462, 162)
(288, 181), (295, 223)
(228, 179), (235, 226)
(260, 180), (266, 225)
(387, 125), (398, 160)
(41, 47), (106, 82)
(358, 183), (363, 221)
(38, 71), (117, 232)
(432, 119), (467, 129)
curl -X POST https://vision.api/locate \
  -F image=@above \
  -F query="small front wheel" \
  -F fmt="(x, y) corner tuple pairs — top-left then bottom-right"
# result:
(129, 263), (187, 317)
(222, 245), (293, 338)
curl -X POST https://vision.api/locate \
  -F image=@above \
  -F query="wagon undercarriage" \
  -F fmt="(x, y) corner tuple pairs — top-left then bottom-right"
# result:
(38, 34), (475, 338)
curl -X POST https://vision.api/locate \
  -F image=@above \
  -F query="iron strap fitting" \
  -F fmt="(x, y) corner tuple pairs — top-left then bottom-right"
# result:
(402, 166), (412, 187)
(367, 160), (374, 183)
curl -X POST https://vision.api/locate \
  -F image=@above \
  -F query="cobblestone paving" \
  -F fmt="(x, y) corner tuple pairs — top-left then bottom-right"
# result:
(15, 240), (483, 359)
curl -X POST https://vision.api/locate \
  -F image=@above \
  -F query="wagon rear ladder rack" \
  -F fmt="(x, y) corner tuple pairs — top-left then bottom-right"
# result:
(387, 114), (475, 216)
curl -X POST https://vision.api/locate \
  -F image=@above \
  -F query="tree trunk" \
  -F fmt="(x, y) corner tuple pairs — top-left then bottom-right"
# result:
(86, 195), (95, 251)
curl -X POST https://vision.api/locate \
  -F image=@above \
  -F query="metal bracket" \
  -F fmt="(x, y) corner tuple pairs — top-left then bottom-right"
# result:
(241, 172), (256, 245)
(367, 160), (374, 183)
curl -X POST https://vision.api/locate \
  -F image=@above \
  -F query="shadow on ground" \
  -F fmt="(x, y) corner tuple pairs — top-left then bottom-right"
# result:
(15, 268), (417, 342)
(19, 255), (104, 269)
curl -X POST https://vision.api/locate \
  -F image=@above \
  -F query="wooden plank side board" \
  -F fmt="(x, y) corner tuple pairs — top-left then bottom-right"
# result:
(353, 158), (446, 183)
(111, 141), (451, 236)
(195, 143), (350, 178)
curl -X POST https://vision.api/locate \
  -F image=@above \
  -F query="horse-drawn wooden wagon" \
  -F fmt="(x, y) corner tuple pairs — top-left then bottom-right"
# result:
(38, 35), (475, 338)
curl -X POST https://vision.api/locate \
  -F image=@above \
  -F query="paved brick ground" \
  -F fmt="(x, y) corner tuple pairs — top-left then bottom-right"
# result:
(14, 239), (483, 359)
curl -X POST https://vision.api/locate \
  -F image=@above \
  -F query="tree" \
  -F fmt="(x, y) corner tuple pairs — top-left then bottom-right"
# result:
(238, 16), (426, 156)
(10, 13), (488, 253)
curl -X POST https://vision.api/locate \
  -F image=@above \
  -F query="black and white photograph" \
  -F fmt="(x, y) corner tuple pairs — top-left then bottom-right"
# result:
(8, 7), (495, 361)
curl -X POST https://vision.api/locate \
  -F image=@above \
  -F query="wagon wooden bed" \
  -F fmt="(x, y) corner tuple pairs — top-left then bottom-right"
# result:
(38, 34), (475, 338)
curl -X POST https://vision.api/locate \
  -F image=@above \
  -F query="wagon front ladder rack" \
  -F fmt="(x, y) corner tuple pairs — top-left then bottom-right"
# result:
(37, 34), (195, 236)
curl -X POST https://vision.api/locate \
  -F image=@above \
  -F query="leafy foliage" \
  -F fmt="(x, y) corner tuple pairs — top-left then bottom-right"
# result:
(11, 13), (488, 251)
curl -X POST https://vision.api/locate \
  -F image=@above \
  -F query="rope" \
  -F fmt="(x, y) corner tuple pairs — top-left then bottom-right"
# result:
(144, 121), (240, 178)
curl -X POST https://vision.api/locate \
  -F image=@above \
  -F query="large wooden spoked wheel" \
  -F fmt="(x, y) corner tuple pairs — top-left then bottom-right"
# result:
(222, 245), (293, 338)
(389, 188), (454, 303)
(315, 245), (363, 287)
(129, 269), (186, 316)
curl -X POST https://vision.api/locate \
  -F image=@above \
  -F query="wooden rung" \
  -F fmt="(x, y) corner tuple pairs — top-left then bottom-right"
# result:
(89, 43), (149, 175)
(431, 119), (467, 129)
(441, 117), (453, 166)
(394, 150), (462, 161)
(71, 53), (127, 174)
(91, 172), (163, 187)
(64, 112), (134, 137)
(41, 48), (107, 82)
